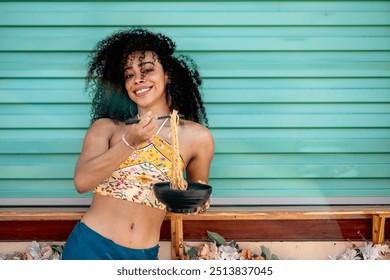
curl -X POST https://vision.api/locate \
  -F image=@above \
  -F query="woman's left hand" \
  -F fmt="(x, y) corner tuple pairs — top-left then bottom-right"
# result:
(195, 198), (210, 214)
(192, 180), (210, 215)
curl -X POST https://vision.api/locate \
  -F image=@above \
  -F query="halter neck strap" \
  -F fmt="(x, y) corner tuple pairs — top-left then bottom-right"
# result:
(156, 117), (169, 135)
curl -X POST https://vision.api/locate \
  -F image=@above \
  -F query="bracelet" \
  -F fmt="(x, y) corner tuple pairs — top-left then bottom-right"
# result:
(121, 134), (137, 150)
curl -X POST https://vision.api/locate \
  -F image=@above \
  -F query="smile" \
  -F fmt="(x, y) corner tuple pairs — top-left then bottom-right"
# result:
(135, 87), (152, 95)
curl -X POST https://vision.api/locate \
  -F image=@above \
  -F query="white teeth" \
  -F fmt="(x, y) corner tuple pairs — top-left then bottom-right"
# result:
(136, 88), (151, 94)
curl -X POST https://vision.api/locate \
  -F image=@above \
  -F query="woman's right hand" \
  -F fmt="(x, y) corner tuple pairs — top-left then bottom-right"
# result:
(73, 112), (158, 193)
(123, 111), (158, 149)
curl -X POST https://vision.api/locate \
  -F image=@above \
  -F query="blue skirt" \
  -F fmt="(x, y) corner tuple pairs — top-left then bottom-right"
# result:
(62, 222), (159, 260)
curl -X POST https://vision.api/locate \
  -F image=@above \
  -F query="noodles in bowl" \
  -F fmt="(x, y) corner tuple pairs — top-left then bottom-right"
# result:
(154, 181), (212, 213)
(153, 110), (212, 213)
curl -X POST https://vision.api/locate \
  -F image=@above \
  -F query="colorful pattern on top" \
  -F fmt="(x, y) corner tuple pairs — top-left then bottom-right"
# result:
(94, 134), (183, 210)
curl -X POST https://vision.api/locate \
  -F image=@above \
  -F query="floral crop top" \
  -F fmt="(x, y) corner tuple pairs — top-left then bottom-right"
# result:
(94, 127), (183, 210)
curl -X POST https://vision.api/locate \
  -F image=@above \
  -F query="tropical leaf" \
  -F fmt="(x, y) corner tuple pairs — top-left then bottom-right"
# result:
(51, 244), (64, 254)
(207, 231), (226, 246)
(260, 245), (271, 260)
(228, 240), (239, 249)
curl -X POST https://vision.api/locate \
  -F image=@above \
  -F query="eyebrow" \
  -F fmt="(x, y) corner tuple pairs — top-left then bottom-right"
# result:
(123, 61), (155, 72)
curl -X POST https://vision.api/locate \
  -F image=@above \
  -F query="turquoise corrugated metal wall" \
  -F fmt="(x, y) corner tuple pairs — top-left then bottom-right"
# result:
(0, 1), (389, 206)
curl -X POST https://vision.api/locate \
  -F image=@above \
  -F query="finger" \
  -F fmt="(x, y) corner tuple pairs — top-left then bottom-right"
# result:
(198, 204), (208, 214)
(138, 113), (156, 129)
(143, 115), (154, 127)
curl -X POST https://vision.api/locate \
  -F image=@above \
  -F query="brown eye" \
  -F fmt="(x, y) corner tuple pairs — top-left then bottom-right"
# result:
(143, 67), (154, 73)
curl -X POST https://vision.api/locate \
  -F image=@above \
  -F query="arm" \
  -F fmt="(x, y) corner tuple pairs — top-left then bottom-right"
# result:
(74, 114), (158, 193)
(185, 127), (215, 184)
(185, 127), (214, 213)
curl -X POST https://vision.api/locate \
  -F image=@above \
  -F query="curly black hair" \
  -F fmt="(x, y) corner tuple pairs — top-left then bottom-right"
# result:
(85, 27), (208, 126)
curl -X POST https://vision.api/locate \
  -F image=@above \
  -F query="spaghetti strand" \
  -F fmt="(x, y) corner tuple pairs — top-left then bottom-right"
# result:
(170, 110), (188, 190)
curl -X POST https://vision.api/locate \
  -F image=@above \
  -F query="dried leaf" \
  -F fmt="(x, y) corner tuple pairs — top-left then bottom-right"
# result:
(240, 249), (252, 260)
(197, 243), (210, 259)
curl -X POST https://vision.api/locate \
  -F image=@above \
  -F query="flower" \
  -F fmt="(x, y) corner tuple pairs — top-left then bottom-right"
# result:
(329, 233), (390, 260)
(219, 245), (240, 260)
(339, 248), (361, 260)
(182, 231), (278, 260)
(197, 242), (221, 260)
(0, 241), (63, 260)
(240, 249), (265, 260)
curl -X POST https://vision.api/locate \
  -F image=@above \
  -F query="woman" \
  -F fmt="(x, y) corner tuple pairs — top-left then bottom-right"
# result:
(62, 28), (214, 260)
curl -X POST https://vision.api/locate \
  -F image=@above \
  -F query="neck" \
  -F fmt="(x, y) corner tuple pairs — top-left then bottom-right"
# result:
(137, 107), (170, 118)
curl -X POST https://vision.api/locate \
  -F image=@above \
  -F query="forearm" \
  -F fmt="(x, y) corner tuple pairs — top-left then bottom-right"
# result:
(74, 138), (135, 193)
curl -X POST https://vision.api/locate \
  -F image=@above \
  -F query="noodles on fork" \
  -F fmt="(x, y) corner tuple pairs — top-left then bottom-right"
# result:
(169, 110), (188, 190)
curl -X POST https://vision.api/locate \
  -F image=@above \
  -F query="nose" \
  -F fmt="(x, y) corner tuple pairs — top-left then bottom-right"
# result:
(135, 73), (145, 84)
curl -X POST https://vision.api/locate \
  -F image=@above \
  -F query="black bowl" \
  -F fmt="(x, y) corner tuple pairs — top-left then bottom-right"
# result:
(153, 182), (212, 213)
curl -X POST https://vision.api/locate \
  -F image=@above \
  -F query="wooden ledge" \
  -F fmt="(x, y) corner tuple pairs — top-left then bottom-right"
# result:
(1, 206), (389, 259)
(0, 208), (86, 221)
(167, 210), (390, 221)
(2, 205), (389, 221)
(167, 205), (390, 220)
(164, 206), (390, 259)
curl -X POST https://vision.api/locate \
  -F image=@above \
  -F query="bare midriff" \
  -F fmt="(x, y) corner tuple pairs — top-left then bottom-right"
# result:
(81, 194), (166, 249)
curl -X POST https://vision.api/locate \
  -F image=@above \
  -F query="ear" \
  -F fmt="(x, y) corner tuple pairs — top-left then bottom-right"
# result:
(165, 72), (170, 84)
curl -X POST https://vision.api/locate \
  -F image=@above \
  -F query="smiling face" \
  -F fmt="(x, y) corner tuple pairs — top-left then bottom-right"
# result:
(123, 51), (170, 114)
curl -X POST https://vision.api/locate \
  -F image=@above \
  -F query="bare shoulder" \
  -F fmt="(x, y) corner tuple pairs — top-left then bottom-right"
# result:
(180, 120), (214, 147)
(180, 120), (214, 181)
(86, 118), (119, 137)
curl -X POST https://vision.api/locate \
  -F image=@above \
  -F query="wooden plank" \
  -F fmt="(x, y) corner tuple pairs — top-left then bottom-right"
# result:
(1, 179), (390, 201)
(1, 51), (390, 66)
(3, 88), (390, 104)
(208, 104), (390, 114)
(1, 10), (389, 26)
(1, 218), (386, 242)
(205, 89), (390, 103)
(372, 215), (386, 244)
(170, 217), (184, 260)
(2, 139), (390, 154)
(215, 139), (390, 153)
(7, 102), (390, 116)
(167, 208), (390, 221)
(0, 220), (77, 241)
(1, 162), (389, 179)
(2, 55), (389, 77)
(1, 207), (389, 245)
(1, 114), (389, 129)
(0, 211), (84, 221)
(211, 128), (390, 140)
(209, 114), (390, 128)
(2, 127), (390, 140)
(3, 51), (390, 72)
(2, 206), (389, 221)
(2, 77), (389, 92)
(179, 219), (377, 242)
(1, 1), (389, 13)
(0, 28), (390, 51)
(0, 115), (89, 129)
(210, 164), (390, 179)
